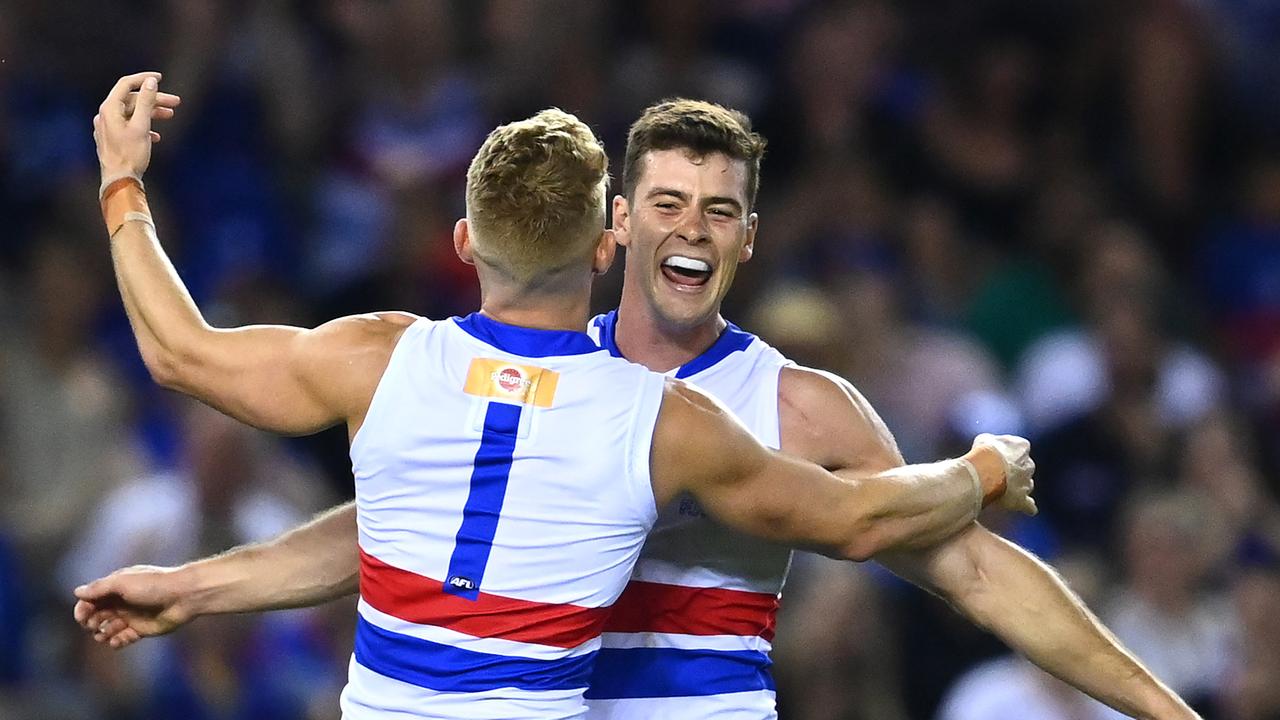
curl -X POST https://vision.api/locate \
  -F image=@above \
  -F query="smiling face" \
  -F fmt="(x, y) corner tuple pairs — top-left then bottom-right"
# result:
(616, 148), (758, 331)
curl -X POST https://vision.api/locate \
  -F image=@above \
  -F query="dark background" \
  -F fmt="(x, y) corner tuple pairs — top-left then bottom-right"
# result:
(1, 1), (1278, 718)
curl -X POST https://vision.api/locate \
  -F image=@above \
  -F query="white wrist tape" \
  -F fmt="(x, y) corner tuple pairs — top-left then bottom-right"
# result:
(121, 211), (155, 230)
(959, 457), (983, 517)
(99, 172), (144, 202)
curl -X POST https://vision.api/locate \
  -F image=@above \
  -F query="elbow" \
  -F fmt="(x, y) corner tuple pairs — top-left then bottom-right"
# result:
(840, 541), (878, 563)
(139, 333), (204, 390)
(140, 345), (183, 388)
(838, 517), (886, 562)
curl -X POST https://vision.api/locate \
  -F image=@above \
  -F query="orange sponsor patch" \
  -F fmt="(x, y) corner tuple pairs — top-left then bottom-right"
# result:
(463, 358), (559, 408)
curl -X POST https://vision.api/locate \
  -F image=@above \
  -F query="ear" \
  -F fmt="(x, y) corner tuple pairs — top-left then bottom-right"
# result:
(592, 228), (618, 276)
(739, 212), (758, 263)
(612, 195), (632, 247)
(453, 218), (475, 265)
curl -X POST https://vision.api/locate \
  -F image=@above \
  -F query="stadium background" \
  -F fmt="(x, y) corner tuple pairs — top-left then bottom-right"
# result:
(2, 0), (1279, 718)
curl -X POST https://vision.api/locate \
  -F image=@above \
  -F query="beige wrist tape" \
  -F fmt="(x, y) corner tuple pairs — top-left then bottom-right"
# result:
(101, 177), (154, 237)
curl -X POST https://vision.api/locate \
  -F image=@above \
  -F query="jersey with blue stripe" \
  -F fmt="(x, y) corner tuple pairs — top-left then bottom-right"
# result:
(586, 310), (795, 720)
(342, 313), (666, 720)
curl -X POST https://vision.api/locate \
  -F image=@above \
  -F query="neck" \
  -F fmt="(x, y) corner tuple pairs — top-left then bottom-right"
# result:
(479, 287), (592, 333)
(614, 284), (725, 373)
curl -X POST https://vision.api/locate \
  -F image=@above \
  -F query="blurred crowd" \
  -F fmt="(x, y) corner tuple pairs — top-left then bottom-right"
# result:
(1, 0), (1279, 718)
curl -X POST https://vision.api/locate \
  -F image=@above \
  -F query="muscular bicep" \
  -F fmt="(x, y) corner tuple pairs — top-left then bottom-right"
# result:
(652, 380), (869, 559)
(778, 366), (904, 473)
(165, 312), (416, 435)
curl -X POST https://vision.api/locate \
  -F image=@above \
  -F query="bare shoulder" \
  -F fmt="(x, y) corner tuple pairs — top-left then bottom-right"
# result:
(777, 365), (868, 448)
(295, 311), (423, 416)
(370, 311), (421, 329)
(778, 365), (903, 471)
(778, 365), (860, 413)
(321, 310), (419, 337)
(300, 311), (421, 353)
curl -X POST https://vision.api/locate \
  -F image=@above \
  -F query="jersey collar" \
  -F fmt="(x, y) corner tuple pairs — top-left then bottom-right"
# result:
(594, 309), (755, 378)
(455, 312), (603, 357)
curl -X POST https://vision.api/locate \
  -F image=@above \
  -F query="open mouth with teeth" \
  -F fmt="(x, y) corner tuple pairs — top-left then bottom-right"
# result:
(661, 255), (714, 288)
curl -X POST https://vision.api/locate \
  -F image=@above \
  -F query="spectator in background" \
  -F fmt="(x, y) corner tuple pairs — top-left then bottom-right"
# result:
(1200, 154), (1280, 420)
(3, 0), (1280, 716)
(0, 232), (134, 570)
(60, 402), (333, 719)
(936, 554), (1116, 720)
(762, 0), (907, 180)
(1019, 221), (1223, 435)
(610, 0), (767, 125)
(1177, 413), (1280, 571)
(746, 281), (844, 371)
(1101, 493), (1239, 716)
(1122, 0), (1211, 247)
(832, 271), (1002, 462)
(1224, 560), (1280, 720)
(482, 0), (610, 124)
(773, 560), (908, 720)
(1021, 223), (1225, 554)
(304, 1), (485, 317)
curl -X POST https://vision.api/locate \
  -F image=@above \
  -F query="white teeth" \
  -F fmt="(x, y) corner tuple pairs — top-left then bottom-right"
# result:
(662, 256), (712, 273)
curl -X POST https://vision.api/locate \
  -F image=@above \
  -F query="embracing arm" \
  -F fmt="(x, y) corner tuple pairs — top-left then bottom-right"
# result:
(650, 377), (1034, 562)
(775, 366), (1197, 719)
(74, 502), (360, 648)
(93, 72), (415, 434)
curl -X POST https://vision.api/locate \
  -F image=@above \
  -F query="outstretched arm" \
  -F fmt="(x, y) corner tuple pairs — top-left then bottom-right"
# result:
(74, 502), (359, 648)
(650, 377), (1036, 563)
(93, 72), (415, 435)
(776, 365), (1198, 720)
(881, 531), (1195, 720)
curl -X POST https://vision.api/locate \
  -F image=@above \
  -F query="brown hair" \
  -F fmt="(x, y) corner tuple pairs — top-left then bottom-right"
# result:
(465, 109), (608, 285)
(623, 99), (766, 209)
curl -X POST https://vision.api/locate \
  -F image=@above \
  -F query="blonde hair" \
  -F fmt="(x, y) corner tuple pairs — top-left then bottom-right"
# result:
(465, 109), (608, 286)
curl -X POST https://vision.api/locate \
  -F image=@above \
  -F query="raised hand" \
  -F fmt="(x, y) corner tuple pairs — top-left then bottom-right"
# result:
(72, 565), (195, 649)
(92, 72), (182, 189)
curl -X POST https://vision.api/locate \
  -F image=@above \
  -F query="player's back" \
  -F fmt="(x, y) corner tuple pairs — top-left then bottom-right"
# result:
(342, 313), (666, 720)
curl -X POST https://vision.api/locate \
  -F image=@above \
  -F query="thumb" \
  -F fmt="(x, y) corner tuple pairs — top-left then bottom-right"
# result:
(129, 76), (159, 130)
(74, 574), (121, 600)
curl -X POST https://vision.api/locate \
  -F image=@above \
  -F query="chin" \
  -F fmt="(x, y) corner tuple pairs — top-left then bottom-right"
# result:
(653, 299), (716, 331)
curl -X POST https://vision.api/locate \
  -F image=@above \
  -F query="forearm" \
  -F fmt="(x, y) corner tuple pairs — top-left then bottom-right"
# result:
(180, 502), (359, 616)
(835, 447), (1003, 557)
(896, 529), (1195, 719)
(109, 215), (210, 379)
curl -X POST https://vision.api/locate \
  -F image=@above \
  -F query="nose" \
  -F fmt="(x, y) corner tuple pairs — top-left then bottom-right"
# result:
(675, 209), (710, 244)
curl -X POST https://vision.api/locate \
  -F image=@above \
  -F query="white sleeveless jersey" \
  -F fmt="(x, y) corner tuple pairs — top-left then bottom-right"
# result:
(585, 311), (795, 720)
(342, 313), (666, 720)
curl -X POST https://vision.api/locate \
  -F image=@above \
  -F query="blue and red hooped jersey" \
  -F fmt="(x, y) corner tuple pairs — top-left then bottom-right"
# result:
(587, 311), (795, 720)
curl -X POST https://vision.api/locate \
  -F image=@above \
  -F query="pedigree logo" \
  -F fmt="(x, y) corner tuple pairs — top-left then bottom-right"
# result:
(494, 367), (528, 394)
(464, 358), (558, 407)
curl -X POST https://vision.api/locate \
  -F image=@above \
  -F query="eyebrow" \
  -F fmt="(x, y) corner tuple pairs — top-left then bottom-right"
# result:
(646, 187), (744, 212)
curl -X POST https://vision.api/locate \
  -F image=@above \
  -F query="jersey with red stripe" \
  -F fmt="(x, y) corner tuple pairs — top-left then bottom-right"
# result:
(343, 313), (665, 720)
(586, 310), (795, 720)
